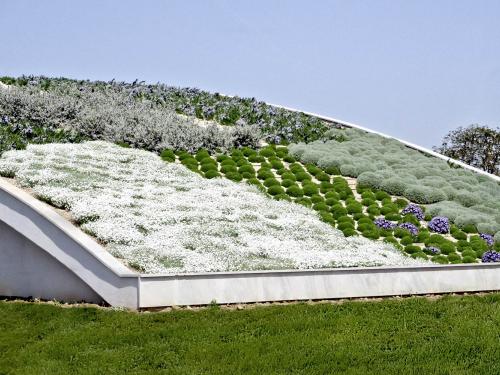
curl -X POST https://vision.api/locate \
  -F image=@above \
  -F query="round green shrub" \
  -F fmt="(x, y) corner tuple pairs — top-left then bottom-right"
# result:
(451, 231), (467, 240)
(427, 234), (446, 244)
(394, 228), (407, 238)
(306, 164), (321, 175)
(319, 212), (335, 225)
(204, 170), (220, 179)
(461, 249), (477, 259)
(259, 148), (275, 157)
(400, 236), (414, 245)
(432, 255), (449, 264)
(338, 222), (355, 231)
(241, 172), (254, 179)
(358, 217), (374, 225)
(200, 157), (217, 165)
(342, 228), (357, 237)
(248, 154), (265, 163)
(346, 203), (363, 214)
(220, 165), (238, 174)
(325, 198), (339, 206)
(295, 197), (312, 207)
(257, 169), (275, 180)
(404, 245), (421, 254)
(380, 204), (399, 215)
(352, 213), (365, 221)
(337, 216), (354, 224)
(332, 205), (348, 218)
(275, 147), (288, 157)
(315, 172), (330, 182)
(325, 191), (340, 200)
(230, 149), (244, 158)
(447, 253), (461, 262)
(267, 185), (285, 196)
(384, 236), (399, 245)
(303, 183), (319, 196)
(416, 231), (430, 243)
(362, 198), (376, 207)
(195, 149), (210, 161)
(437, 243), (456, 255)
(283, 155), (296, 163)
(357, 223), (375, 232)
(247, 178), (261, 186)
(361, 191), (376, 199)
(236, 158), (249, 166)
(160, 149), (176, 162)
(385, 213), (402, 221)
(216, 154), (230, 163)
(461, 256), (476, 263)
(241, 147), (257, 157)
(412, 252), (428, 260)
(462, 224), (477, 233)
(401, 214), (420, 226)
(200, 163), (218, 173)
(264, 178), (281, 187)
(270, 159), (284, 170)
(238, 164), (255, 174)
(295, 172), (312, 182)
(281, 179), (296, 188)
(313, 203), (329, 212)
(225, 172), (243, 182)
(375, 191), (391, 201)
(394, 198), (409, 209)
(319, 182), (335, 194)
(424, 214), (433, 221)
(310, 195), (324, 203)
(274, 194), (291, 201)
(220, 158), (236, 166)
(362, 230), (380, 240)
(286, 185), (304, 198)
(367, 205), (380, 216)
(325, 166), (341, 175)
(281, 172), (296, 181)
(276, 168), (288, 175)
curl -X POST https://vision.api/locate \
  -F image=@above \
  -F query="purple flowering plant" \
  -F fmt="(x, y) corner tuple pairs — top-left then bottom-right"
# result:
(374, 217), (396, 230)
(401, 203), (424, 221)
(482, 250), (500, 263)
(428, 216), (450, 234)
(424, 246), (440, 255)
(398, 222), (419, 236)
(479, 233), (494, 247)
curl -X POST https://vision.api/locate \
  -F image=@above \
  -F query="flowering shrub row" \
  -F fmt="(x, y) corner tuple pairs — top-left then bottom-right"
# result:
(0, 80), (261, 154)
(0, 141), (422, 273)
(1, 76), (331, 145)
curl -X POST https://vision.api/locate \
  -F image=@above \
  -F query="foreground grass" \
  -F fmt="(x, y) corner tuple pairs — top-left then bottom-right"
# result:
(1, 295), (500, 374)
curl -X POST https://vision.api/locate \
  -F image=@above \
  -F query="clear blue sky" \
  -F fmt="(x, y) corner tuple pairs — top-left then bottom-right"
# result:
(1, 0), (499, 148)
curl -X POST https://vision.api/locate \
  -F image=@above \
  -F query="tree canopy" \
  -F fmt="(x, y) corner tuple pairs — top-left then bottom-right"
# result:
(433, 125), (499, 176)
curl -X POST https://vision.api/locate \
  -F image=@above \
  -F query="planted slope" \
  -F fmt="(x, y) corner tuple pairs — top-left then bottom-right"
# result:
(0, 141), (423, 273)
(289, 128), (500, 239)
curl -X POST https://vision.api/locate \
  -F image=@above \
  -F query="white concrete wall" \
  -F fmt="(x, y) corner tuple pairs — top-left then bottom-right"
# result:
(138, 264), (500, 307)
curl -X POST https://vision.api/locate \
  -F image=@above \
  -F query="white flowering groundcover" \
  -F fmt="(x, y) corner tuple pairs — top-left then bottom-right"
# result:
(0, 141), (424, 273)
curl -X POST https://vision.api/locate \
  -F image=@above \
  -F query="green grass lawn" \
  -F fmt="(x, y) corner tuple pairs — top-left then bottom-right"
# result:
(1, 294), (500, 374)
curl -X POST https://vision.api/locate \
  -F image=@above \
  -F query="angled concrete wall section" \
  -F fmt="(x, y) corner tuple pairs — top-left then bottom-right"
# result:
(0, 178), (140, 309)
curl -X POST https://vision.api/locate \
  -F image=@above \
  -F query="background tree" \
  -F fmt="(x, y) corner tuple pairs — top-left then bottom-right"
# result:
(433, 125), (499, 176)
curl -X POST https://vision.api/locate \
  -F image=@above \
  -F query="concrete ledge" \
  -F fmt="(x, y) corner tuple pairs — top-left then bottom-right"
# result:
(138, 263), (500, 307)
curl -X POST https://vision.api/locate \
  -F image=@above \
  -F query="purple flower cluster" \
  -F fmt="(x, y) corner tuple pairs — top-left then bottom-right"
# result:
(481, 250), (500, 263)
(374, 217), (396, 230)
(401, 203), (424, 221)
(479, 233), (494, 247)
(428, 216), (450, 234)
(425, 246), (440, 255)
(398, 222), (419, 236)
